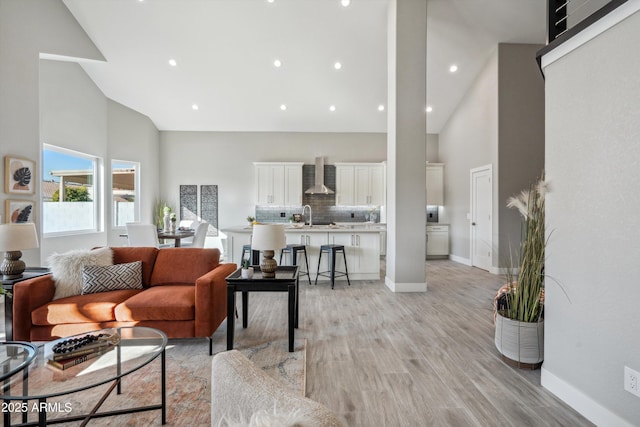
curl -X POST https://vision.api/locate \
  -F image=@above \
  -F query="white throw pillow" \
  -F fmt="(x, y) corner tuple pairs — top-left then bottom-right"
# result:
(49, 247), (113, 300)
(82, 261), (143, 295)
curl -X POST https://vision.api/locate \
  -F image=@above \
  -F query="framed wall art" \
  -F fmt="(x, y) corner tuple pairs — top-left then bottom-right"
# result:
(5, 199), (35, 224)
(5, 155), (36, 195)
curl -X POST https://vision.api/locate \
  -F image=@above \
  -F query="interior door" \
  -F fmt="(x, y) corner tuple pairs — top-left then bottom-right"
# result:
(470, 165), (492, 271)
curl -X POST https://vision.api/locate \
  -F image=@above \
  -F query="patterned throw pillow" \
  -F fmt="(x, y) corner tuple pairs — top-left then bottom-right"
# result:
(81, 261), (143, 295)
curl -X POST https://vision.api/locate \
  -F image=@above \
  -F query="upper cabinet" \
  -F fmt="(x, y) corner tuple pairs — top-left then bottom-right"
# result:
(426, 163), (444, 206)
(335, 162), (386, 206)
(254, 162), (303, 206)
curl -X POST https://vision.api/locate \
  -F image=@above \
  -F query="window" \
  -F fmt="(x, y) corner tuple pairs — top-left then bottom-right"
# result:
(112, 160), (139, 227)
(42, 144), (100, 235)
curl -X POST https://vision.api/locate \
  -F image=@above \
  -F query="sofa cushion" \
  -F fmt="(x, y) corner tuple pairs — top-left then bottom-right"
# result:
(149, 248), (219, 287)
(82, 261), (143, 295)
(48, 247), (113, 300)
(114, 285), (195, 321)
(111, 247), (159, 287)
(32, 289), (142, 325)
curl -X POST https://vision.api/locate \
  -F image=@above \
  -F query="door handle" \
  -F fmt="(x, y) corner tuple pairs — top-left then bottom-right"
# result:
(472, 222), (476, 226)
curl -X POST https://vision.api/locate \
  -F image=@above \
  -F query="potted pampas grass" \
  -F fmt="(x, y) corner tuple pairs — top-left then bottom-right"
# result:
(494, 175), (547, 369)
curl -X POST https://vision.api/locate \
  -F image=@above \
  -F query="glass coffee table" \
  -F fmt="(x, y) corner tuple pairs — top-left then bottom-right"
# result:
(0, 327), (167, 427)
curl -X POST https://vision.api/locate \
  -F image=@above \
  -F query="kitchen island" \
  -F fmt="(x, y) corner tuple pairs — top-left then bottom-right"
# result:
(223, 224), (385, 281)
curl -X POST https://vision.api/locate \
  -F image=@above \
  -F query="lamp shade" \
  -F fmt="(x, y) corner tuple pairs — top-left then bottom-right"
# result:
(0, 223), (39, 251)
(251, 224), (286, 251)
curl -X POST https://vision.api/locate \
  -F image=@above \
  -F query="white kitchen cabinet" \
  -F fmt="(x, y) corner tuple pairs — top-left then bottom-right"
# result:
(426, 163), (444, 206)
(426, 224), (449, 258)
(335, 165), (355, 206)
(254, 162), (303, 206)
(335, 162), (385, 206)
(329, 232), (380, 279)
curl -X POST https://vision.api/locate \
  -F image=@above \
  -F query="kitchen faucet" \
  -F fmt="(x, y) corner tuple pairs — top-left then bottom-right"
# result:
(302, 205), (312, 226)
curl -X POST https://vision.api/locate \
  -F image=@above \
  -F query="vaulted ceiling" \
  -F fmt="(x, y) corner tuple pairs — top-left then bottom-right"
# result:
(63, 0), (546, 134)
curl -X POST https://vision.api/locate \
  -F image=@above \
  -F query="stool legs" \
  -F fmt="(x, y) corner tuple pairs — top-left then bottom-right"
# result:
(342, 249), (351, 287)
(315, 245), (350, 289)
(281, 245), (311, 285)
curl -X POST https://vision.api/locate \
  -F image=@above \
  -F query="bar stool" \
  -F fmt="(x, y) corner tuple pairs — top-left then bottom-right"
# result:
(279, 244), (311, 285)
(315, 244), (351, 289)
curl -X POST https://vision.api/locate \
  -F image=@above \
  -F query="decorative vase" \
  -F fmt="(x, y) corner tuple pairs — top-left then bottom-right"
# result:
(163, 213), (171, 233)
(170, 221), (176, 233)
(241, 267), (254, 279)
(494, 312), (544, 369)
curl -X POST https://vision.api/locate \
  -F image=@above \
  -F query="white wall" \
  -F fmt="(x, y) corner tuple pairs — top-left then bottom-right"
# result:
(0, 0), (104, 265)
(543, 10), (640, 425)
(439, 49), (499, 264)
(107, 99), (160, 246)
(159, 132), (386, 230)
(39, 59), (109, 258)
(438, 44), (544, 270)
(426, 133), (439, 162)
(39, 62), (161, 257)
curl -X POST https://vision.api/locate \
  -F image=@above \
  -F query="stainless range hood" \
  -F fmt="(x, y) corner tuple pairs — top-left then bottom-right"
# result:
(304, 157), (334, 194)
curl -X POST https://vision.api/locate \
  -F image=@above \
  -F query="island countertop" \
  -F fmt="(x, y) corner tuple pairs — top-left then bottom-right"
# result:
(222, 223), (386, 234)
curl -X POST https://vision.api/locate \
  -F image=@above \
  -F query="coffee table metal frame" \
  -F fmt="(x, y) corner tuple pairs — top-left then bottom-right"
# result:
(0, 327), (167, 427)
(225, 265), (299, 352)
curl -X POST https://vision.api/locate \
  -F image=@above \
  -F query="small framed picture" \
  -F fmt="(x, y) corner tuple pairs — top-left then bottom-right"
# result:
(5, 199), (35, 224)
(5, 156), (36, 195)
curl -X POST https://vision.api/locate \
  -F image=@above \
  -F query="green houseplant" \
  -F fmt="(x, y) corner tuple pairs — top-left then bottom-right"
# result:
(494, 175), (547, 368)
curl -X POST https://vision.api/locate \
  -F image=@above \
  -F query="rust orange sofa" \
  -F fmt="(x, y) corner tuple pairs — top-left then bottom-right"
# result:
(12, 247), (237, 354)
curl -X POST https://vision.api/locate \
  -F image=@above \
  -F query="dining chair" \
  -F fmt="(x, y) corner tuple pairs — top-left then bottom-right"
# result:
(178, 219), (200, 245)
(126, 223), (161, 247)
(182, 221), (208, 248)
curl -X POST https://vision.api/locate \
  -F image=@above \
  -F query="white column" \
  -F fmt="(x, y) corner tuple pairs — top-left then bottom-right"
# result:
(385, 0), (427, 292)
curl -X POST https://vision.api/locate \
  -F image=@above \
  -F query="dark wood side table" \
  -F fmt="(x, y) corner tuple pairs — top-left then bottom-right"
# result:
(1, 268), (50, 341)
(225, 266), (299, 352)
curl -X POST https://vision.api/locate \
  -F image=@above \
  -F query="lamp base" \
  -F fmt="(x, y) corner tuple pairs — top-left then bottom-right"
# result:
(260, 250), (278, 278)
(1, 250), (25, 280)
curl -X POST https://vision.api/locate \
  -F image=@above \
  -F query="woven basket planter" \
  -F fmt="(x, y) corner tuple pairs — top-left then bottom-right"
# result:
(494, 313), (544, 369)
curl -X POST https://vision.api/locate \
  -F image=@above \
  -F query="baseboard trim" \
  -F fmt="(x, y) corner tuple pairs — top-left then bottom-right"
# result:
(541, 368), (634, 427)
(448, 254), (470, 266)
(385, 277), (427, 293)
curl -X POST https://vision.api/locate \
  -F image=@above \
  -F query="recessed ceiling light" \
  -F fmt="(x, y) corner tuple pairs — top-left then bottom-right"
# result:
(449, 64), (458, 73)
(267, 0), (275, 3)
(341, 0), (351, 6)
(329, 105), (336, 112)
(280, 104), (287, 111)
(168, 59), (177, 67)
(426, 106), (433, 113)
(334, 62), (342, 70)
(192, 104), (199, 111)
(273, 59), (282, 68)
(378, 105), (385, 112)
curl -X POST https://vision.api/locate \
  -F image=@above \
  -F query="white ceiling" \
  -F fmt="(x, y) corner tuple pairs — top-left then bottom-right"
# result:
(62, 0), (546, 134)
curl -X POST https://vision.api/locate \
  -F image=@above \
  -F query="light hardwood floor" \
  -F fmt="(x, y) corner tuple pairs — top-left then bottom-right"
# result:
(229, 259), (593, 426)
(0, 260), (593, 426)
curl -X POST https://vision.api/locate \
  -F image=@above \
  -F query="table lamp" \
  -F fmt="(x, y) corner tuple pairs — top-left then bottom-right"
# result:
(0, 223), (39, 280)
(251, 224), (286, 278)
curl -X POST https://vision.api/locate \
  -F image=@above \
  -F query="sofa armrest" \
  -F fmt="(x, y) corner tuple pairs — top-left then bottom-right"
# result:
(211, 350), (343, 426)
(194, 262), (237, 337)
(12, 274), (56, 341)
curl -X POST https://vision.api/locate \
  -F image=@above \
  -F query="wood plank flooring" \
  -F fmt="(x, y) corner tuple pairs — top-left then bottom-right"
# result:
(0, 260), (593, 426)
(229, 259), (593, 426)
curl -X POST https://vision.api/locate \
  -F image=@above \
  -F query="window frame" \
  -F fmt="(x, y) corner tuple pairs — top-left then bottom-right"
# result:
(111, 159), (140, 229)
(42, 143), (102, 237)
